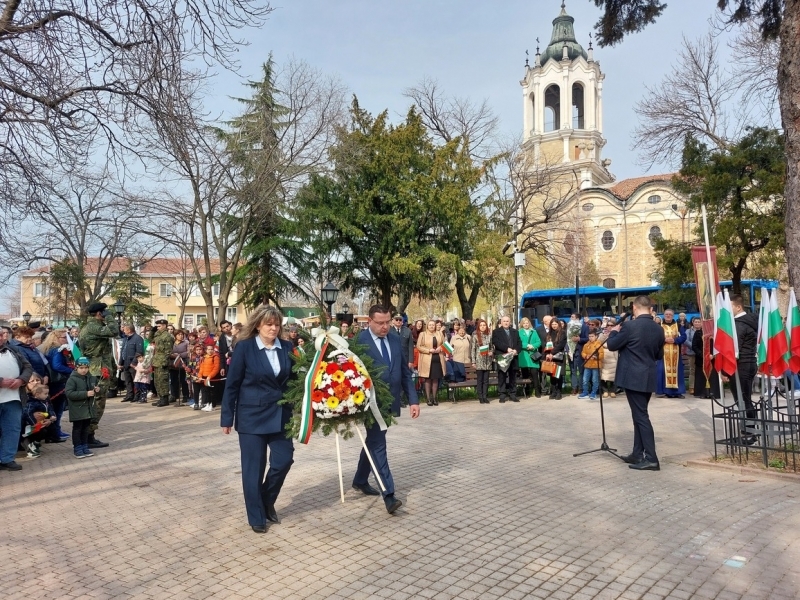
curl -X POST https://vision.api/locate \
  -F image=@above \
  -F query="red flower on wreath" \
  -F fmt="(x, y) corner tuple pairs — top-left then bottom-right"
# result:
(325, 363), (340, 375)
(341, 361), (356, 372)
(311, 390), (325, 402)
(363, 378), (372, 389)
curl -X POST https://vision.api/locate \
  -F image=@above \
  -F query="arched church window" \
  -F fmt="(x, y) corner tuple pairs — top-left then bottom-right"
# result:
(603, 278), (616, 289)
(544, 84), (560, 132)
(648, 226), (663, 247)
(647, 195), (662, 204)
(572, 83), (584, 129)
(601, 230), (614, 251)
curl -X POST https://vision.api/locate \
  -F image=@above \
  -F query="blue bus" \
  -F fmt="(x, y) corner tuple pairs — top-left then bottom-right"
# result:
(519, 279), (778, 326)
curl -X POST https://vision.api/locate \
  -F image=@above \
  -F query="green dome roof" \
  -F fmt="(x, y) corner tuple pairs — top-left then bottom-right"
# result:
(540, 4), (588, 65)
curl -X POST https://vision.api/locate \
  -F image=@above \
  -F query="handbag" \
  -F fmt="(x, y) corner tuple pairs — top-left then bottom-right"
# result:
(530, 351), (543, 362)
(540, 361), (558, 376)
(551, 352), (564, 362)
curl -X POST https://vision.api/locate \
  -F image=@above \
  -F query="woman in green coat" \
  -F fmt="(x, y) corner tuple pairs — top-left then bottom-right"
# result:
(65, 357), (99, 458)
(518, 317), (542, 398)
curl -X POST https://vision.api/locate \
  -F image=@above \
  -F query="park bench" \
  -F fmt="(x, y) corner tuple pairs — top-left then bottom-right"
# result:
(445, 364), (534, 402)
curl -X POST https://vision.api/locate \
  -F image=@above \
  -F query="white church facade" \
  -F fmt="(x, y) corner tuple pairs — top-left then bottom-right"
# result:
(520, 2), (691, 289)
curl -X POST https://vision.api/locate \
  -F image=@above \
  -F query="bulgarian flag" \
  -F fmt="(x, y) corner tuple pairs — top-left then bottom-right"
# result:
(65, 332), (83, 361)
(479, 344), (490, 356)
(786, 288), (800, 374)
(758, 288), (789, 376)
(440, 340), (454, 357)
(713, 289), (738, 376)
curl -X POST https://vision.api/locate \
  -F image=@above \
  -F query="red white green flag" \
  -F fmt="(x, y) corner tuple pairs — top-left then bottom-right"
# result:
(757, 288), (769, 372)
(758, 289), (789, 376)
(713, 290), (738, 376)
(786, 288), (800, 374)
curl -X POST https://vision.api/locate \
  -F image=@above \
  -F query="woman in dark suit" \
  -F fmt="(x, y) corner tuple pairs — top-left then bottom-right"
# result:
(221, 305), (296, 534)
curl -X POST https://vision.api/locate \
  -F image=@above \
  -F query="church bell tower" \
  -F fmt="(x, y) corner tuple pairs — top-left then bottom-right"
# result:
(520, 1), (613, 187)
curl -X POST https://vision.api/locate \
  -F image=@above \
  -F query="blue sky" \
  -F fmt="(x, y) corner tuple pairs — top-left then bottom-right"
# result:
(207, 0), (735, 181)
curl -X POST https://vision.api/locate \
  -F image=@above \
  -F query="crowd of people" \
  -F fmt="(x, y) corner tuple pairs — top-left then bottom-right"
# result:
(0, 300), (708, 472)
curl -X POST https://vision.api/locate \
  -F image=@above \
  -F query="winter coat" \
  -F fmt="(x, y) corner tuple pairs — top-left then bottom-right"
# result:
(581, 339), (604, 369)
(600, 346), (618, 381)
(416, 331), (446, 378)
(518, 328), (542, 369)
(134, 360), (151, 384)
(734, 312), (759, 367)
(450, 333), (471, 365)
(65, 371), (99, 422)
(196, 353), (221, 380)
(170, 340), (189, 368)
(470, 332), (494, 371)
(10, 339), (47, 379)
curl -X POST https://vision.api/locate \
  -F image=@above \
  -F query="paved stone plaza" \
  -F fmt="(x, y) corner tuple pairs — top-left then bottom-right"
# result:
(2, 392), (799, 600)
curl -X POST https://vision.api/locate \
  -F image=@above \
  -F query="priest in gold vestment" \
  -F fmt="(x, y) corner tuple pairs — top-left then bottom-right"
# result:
(655, 309), (687, 398)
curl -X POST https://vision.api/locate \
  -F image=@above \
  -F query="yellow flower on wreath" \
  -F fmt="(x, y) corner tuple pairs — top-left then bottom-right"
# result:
(326, 397), (340, 410)
(352, 390), (365, 405)
(331, 370), (346, 384)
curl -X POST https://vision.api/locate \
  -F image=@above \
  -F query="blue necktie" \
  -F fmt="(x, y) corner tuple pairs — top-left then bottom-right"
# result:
(379, 337), (390, 365)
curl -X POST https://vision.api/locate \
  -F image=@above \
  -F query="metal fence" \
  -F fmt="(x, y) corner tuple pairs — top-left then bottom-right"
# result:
(712, 375), (800, 472)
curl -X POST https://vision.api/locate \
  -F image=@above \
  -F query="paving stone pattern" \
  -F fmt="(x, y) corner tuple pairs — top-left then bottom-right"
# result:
(2, 394), (799, 599)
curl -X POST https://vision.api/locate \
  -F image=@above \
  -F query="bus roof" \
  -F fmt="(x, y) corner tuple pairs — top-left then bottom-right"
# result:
(521, 279), (778, 302)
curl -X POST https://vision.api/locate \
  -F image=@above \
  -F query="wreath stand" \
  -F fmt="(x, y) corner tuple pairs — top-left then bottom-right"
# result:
(332, 428), (386, 503)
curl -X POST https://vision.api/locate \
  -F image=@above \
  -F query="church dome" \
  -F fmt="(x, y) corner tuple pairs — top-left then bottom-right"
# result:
(540, 3), (588, 65)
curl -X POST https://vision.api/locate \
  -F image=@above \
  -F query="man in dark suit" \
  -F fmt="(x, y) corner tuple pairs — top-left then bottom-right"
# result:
(492, 315), (523, 402)
(389, 314), (415, 369)
(606, 296), (665, 471)
(353, 305), (420, 514)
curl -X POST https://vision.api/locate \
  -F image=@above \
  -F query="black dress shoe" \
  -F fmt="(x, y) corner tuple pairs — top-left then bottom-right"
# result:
(629, 460), (660, 471)
(352, 483), (381, 496)
(265, 504), (280, 523)
(251, 525), (267, 534)
(510, 398), (520, 402)
(87, 438), (109, 448)
(620, 454), (642, 464)
(384, 494), (403, 514)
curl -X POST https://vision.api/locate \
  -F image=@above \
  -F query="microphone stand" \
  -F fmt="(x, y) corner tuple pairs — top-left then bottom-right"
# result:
(573, 325), (622, 460)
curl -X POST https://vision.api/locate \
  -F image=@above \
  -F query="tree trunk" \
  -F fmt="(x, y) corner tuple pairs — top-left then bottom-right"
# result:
(781, 1), (800, 288)
(730, 258), (746, 295)
(455, 271), (481, 320)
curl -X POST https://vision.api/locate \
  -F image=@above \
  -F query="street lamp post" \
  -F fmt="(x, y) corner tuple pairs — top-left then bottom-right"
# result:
(342, 303), (349, 315)
(22, 311), (31, 326)
(321, 282), (339, 322)
(113, 300), (125, 326)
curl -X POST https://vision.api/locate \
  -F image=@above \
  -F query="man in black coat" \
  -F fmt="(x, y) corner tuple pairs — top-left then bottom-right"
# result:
(606, 296), (665, 471)
(119, 324), (144, 402)
(726, 295), (759, 429)
(492, 315), (523, 402)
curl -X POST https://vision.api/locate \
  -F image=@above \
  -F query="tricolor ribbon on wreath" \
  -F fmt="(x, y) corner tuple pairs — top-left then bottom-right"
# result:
(297, 326), (388, 445)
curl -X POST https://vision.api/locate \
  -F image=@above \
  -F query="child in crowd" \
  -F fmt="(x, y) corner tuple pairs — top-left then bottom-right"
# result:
(186, 343), (205, 410)
(65, 357), (99, 458)
(579, 330), (604, 400)
(22, 384), (58, 457)
(196, 343), (221, 412)
(133, 353), (150, 404)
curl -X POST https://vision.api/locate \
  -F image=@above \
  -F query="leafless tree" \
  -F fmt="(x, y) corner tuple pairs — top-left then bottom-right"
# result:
(486, 139), (582, 268)
(632, 33), (740, 169)
(0, 1), (273, 220)
(1, 170), (162, 316)
(140, 57), (346, 331)
(404, 77), (500, 161)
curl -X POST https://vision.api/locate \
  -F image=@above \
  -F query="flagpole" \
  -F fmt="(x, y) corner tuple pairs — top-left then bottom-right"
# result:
(701, 205), (724, 401)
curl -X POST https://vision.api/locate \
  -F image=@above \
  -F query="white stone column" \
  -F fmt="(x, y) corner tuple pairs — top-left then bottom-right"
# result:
(523, 88), (531, 141)
(597, 80), (604, 134)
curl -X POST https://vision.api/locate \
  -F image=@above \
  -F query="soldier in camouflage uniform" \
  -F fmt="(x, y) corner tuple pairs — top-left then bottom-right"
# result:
(79, 302), (120, 448)
(151, 319), (175, 407)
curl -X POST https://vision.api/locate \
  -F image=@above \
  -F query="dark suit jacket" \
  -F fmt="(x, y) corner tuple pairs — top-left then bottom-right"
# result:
(390, 326), (415, 365)
(357, 330), (419, 415)
(120, 333), (144, 368)
(606, 315), (665, 393)
(492, 326), (523, 369)
(220, 336), (295, 435)
(534, 326), (548, 350)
